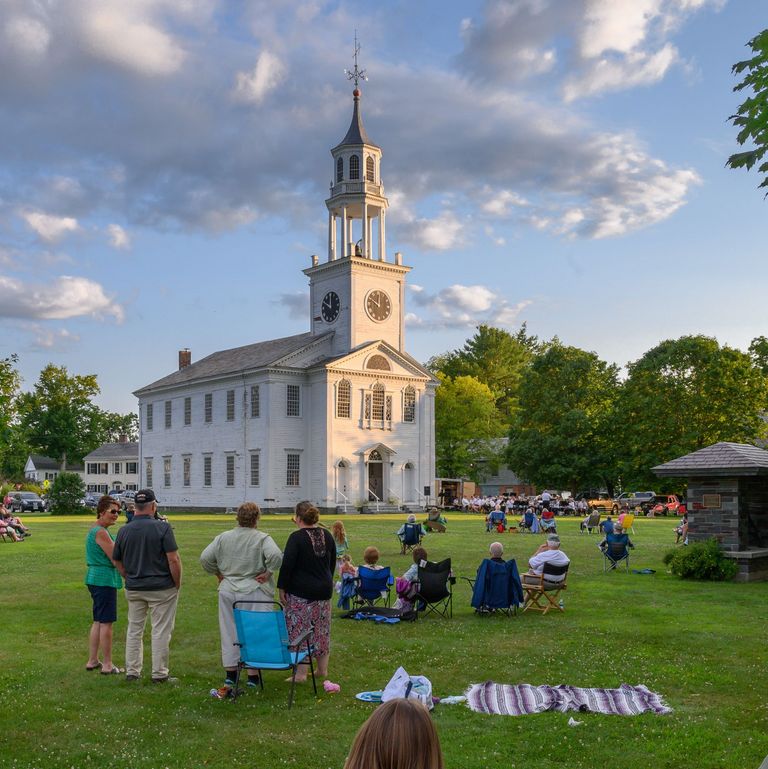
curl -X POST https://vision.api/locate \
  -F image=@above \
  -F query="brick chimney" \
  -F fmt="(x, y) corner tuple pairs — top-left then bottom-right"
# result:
(118, 434), (128, 444)
(179, 348), (191, 370)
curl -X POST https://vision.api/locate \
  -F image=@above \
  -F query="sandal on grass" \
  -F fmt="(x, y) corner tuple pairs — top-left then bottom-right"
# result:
(100, 666), (124, 675)
(85, 663), (102, 671)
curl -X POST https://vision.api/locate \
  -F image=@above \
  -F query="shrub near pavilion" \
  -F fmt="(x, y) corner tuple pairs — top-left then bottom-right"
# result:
(662, 538), (739, 581)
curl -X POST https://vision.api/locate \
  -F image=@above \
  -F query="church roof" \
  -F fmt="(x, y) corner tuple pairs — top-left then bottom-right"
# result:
(134, 332), (329, 395)
(652, 442), (768, 477)
(333, 89), (379, 150)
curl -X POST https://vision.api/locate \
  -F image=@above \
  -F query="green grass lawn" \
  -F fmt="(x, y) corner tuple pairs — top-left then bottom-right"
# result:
(2, 513), (767, 769)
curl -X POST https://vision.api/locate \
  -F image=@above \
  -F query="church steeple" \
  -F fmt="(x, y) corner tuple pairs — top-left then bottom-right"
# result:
(334, 88), (378, 150)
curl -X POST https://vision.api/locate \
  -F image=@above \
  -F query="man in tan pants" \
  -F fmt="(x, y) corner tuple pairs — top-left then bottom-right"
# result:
(112, 489), (182, 683)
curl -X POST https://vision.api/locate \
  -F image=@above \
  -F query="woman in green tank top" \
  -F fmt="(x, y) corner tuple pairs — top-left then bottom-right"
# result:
(85, 496), (123, 674)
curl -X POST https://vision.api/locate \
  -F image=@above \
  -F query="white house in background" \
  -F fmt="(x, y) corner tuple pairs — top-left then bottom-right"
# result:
(82, 440), (139, 494)
(24, 454), (84, 484)
(134, 82), (437, 511)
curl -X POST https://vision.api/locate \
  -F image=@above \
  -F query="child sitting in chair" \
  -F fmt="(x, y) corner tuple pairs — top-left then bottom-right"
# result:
(394, 546), (428, 611)
(362, 546), (384, 569)
(335, 554), (358, 609)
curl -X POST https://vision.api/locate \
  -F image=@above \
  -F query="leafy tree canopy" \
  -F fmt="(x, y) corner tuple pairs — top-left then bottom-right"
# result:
(434, 373), (506, 481)
(727, 29), (768, 194)
(17, 365), (103, 468)
(506, 341), (620, 494)
(48, 471), (86, 515)
(427, 324), (537, 425)
(99, 411), (139, 442)
(615, 335), (768, 488)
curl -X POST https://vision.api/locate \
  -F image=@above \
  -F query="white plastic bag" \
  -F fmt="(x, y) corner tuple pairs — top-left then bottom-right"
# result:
(381, 666), (433, 710)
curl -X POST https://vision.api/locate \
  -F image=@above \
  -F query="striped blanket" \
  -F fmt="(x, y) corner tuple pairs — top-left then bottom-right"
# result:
(466, 682), (672, 716)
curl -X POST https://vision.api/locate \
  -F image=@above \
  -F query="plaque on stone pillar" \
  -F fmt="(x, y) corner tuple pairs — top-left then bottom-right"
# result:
(702, 493), (721, 509)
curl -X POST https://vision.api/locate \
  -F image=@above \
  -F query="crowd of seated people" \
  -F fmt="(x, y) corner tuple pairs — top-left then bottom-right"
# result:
(0, 504), (31, 541)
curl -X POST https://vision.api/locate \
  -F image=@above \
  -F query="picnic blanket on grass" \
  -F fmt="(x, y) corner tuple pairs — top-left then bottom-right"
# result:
(466, 682), (672, 716)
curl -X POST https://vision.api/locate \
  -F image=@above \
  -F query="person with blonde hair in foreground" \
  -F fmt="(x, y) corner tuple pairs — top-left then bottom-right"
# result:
(343, 698), (444, 769)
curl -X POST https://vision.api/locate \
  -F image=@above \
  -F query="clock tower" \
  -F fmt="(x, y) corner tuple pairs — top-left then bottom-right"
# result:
(304, 55), (410, 356)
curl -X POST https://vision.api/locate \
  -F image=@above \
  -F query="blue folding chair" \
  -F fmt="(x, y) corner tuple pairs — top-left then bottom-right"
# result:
(398, 523), (423, 554)
(486, 511), (507, 532)
(353, 566), (392, 608)
(467, 558), (524, 616)
(232, 600), (317, 708)
(602, 541), (630, 572)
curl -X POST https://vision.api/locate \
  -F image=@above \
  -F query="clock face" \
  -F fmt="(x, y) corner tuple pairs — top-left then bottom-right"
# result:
(365, 289), (392, 322)
(321, 291), (340, 323)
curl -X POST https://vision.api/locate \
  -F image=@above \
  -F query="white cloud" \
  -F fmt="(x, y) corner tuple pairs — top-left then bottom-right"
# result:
(20, 211), (80, 243)
(233, 51), (286, 104)
(408, 284), (531, 330)
(28, 325), (81, 350)
(5, 16), (50, 59)
(580, 0), (662, 58)
(80, 3), (185, 76)
(563, 43), (679, 102)
(0, 275), (124, 321)
(107, 224), (131, 249)
(481, 188), (529, 217)
(397, 211), (465, 251)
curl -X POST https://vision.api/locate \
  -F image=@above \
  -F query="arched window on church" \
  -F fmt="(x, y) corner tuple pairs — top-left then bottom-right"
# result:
(336, 379), (351, 419)
(366, 156), (375, 182)
(367, 355), (390, 371)
(350, 154), (360, 180)
(336, 157), (343, 183)
(371, 383), (385, 421)
(403, 386), (416, 423)
(369, 449), (382, 462)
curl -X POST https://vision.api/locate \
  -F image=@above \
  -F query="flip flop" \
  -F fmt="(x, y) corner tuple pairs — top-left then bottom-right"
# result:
(86, 663), (102, 671)
(100, 665), (124, 675)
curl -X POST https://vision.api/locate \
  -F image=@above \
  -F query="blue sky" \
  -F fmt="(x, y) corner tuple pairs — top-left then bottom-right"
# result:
(0, 0), (764, 414)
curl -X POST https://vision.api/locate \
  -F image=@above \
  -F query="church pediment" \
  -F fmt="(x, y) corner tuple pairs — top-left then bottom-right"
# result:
(324, 340), (434, 381)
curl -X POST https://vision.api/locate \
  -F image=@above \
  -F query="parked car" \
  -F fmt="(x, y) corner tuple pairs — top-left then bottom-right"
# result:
(575, 490), (613, 511)
(7, 492), (46, 513)
(120, 490), (136, 512)
(613, 491), (656, 513)
(82, 493), (100, 509)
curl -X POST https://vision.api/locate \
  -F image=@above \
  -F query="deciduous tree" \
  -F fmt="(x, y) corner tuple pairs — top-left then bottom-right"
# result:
(434, 373), (506, 481)
(727, 29), (768, 194)
(506, 341), (619, 493)
(17, 365), (104, 468)
(615, 335), (768, 488)
(99, 411), (139, 442)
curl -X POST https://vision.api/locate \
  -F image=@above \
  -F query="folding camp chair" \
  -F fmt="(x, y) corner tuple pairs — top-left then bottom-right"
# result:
(602, 541), (630, 572)
(620, 514), (636, 534)
(486, 511), (507, 532)
(352, 566), (392, 608)
(413, 558), (454, 619)
(519, 511), (536, 533)
(398, 523), (423, 554)
(580, 511), (601, 534)
(232, 600), (317, 708)
(522, 562), (568, 614)
(465, 558), (524, 616)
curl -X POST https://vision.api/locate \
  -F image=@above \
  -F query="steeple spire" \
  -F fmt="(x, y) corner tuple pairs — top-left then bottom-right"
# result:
(336, 33), (378, 150)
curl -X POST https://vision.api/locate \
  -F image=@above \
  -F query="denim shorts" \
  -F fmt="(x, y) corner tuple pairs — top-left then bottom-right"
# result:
(88, 584), (117, 623)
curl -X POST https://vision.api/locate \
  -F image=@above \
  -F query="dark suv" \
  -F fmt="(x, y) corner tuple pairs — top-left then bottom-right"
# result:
(8, 492), (46, 513)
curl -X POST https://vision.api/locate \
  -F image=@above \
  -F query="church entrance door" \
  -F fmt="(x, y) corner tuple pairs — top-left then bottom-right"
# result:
(368, 451), (383, 502)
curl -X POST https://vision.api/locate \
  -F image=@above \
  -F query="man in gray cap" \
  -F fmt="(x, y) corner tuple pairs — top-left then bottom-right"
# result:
(523, 534), (570, 586)
(112, 489), (182, 683)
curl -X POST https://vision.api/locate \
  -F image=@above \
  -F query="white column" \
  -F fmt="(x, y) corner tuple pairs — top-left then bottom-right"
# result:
(328, 211), (334, 261)
(341, 206), (348, 257)
(347, 216), (354, 255)
(379, 209), (386, 261)
(361, 201), (367, 259)
(367, 215), (373, 258)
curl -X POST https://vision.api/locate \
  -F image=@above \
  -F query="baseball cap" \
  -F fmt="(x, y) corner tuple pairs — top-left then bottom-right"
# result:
(134, 489), (157, 504)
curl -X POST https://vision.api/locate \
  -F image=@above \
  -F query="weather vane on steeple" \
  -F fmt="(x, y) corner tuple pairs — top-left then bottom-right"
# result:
(344, 31), (368, 89)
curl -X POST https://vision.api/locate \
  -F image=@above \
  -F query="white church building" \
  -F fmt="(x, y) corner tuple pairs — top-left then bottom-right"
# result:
(134, 81), (437, 512)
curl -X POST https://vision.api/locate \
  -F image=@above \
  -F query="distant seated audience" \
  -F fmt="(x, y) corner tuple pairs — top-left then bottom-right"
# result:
(0, 506), (23, 541)
(675, 514), (689, 545)
(396, 514), (426, 552)
(394, 546), (428, 612)
(423, 508), (447, 531)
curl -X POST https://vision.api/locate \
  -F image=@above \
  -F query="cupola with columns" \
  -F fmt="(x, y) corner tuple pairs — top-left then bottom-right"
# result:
(304, 42), (410, 357)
